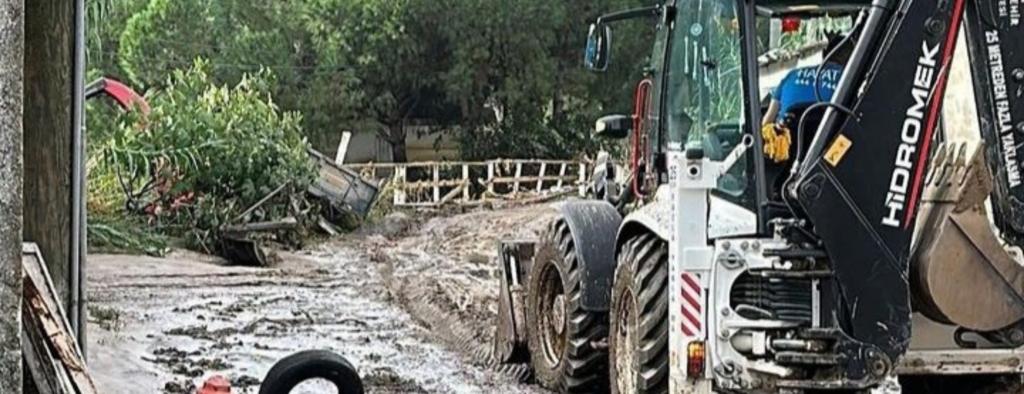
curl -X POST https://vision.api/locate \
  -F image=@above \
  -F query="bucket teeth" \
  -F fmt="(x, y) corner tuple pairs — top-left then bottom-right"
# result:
(920, 141), (992, 210)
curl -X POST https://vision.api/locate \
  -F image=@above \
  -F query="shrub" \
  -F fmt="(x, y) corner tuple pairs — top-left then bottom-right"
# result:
(95, 59), (316, 251)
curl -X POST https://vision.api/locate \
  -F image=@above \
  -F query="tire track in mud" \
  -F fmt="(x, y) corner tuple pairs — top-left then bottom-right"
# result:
(380, 261), (533, 384)
(367, 206), (558, 390)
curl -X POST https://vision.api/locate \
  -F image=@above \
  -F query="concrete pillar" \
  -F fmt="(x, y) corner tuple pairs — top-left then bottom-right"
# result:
(0, 0), (25, 392)
(23, 0), (76, 332)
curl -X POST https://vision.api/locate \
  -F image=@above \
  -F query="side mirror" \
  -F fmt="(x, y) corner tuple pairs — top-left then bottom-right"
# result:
(584, 23), (612, 72)
(594, 114), (631, 139)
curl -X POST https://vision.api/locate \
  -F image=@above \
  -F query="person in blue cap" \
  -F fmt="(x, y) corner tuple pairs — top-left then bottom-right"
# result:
(761, 32), (853, 163)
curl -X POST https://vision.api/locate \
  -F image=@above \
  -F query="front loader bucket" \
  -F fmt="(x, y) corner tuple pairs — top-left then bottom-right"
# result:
(493, 240), (535, 363)
(911, 142), (1024, 332)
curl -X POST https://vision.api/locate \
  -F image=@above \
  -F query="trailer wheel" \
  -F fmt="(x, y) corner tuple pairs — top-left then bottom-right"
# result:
(526, 219), (609, 392)
(609, 233), (669, 394)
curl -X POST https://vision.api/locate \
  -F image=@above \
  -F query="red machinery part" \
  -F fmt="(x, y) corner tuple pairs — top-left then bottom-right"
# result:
(84, 77), (150, 115)
(631, 79), (653, 198)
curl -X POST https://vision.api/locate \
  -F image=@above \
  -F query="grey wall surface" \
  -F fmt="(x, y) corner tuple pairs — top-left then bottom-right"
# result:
(0, 0), (25, 392)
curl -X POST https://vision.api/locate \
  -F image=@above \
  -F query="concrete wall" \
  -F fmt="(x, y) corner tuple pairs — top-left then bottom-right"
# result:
(0, 0), (24, 391)
(942, 30), (981, 146)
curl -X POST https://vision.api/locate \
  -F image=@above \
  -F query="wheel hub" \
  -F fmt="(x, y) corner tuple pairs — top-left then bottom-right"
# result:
(538, 263), (568, 366)
(552, 295), (566, 335)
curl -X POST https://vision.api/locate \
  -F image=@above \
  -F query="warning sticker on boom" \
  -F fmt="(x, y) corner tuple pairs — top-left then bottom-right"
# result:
(825, 134), (853, 167)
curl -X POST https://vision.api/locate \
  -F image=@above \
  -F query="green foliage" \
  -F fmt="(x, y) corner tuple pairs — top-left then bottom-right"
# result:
(118, 0), (216, 86)
(88, 216), (170, 257)
(100, 0), (661, 162)
(87, 0), (147, 79)
(303, 0), (442, 161)
(95, 60), (315, 250)
(441, 0), (657, 160)
(119, 0), (305, 87)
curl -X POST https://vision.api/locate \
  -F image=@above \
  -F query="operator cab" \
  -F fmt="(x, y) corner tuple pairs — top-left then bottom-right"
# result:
(587, 0), (869, 232)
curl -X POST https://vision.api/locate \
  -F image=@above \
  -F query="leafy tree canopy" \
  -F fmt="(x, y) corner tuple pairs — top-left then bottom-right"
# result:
(99, 0), (658, 161)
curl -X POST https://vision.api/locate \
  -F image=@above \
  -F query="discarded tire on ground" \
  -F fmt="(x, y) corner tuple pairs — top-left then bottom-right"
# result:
(525, 219), (609, 392)
(609, 233), (669, 394)
(258, 350), (364, 394)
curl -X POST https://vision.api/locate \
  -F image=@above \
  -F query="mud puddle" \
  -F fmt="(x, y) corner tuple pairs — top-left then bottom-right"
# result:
(87, 244), (538, 393)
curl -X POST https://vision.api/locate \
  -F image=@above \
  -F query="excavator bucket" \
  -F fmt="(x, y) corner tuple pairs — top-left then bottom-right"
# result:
(911, 142), (1024, 334)
(493, 240), (535, 363)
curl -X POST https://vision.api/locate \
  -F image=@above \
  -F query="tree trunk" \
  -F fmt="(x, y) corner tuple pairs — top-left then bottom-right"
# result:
(388, 123), (408, 163)
(0, 0), (24, 392)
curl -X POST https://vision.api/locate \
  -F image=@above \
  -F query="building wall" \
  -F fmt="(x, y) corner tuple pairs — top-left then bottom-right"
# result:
(332, 126), (461, 164)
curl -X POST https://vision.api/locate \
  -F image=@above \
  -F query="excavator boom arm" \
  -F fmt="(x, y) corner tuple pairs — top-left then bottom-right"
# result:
(794, 0), (1024, 368)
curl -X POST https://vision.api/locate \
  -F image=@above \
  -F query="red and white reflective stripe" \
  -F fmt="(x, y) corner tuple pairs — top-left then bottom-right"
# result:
(680, 272), (703, 337)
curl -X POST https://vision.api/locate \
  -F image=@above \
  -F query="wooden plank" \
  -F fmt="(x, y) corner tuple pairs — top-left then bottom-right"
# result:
(488, 175), (580, 184)
(513, 162), (523, 193)
(341, 159), (575, 171)
(578, 163), (588, 197)
(489, 159), (577, 166)
(21, 245), (72, 345)
(21, 243), (97, 394)
(536, 163), (547, 193)
(487, 162), (496, 195)
(461, 165), (470, 201)
(22, 308), (72, 394)
(394, 166), (407, 205)
(25, 287), (96, 393)
(460, 190), (574, 207)
(335, 131), (352, 165)
(557, 163), (567, 188)
(401, 179), (469, 189)
(438, 182), (467, 206)
(432, 165), (441, 203)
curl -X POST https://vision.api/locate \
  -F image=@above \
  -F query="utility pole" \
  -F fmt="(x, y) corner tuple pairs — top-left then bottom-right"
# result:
(0, 0), (25, 392)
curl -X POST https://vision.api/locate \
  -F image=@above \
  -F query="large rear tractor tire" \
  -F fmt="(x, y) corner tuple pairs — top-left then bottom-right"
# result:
(526, 219), (610, 393)
(609, 233), (669, 394)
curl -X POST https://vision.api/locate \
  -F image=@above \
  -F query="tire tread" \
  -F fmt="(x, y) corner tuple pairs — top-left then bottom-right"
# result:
(526, 219), (609, 393)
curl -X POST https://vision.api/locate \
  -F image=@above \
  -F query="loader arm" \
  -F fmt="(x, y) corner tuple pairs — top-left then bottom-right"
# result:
(793, 0), (1024, 367)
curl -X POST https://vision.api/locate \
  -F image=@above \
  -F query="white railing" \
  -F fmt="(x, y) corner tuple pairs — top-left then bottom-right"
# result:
(343, 159), (588, 207)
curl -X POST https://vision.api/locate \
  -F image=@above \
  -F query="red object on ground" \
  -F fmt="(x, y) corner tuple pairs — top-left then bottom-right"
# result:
(198, 376), (232, 394)
(782, 16), (802, 33)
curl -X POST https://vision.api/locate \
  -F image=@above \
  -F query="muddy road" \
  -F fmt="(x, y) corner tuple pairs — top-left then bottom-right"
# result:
(87, 204), (557, 393)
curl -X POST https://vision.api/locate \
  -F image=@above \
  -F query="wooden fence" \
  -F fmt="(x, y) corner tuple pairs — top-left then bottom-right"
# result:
(343, 159), (589, 208)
